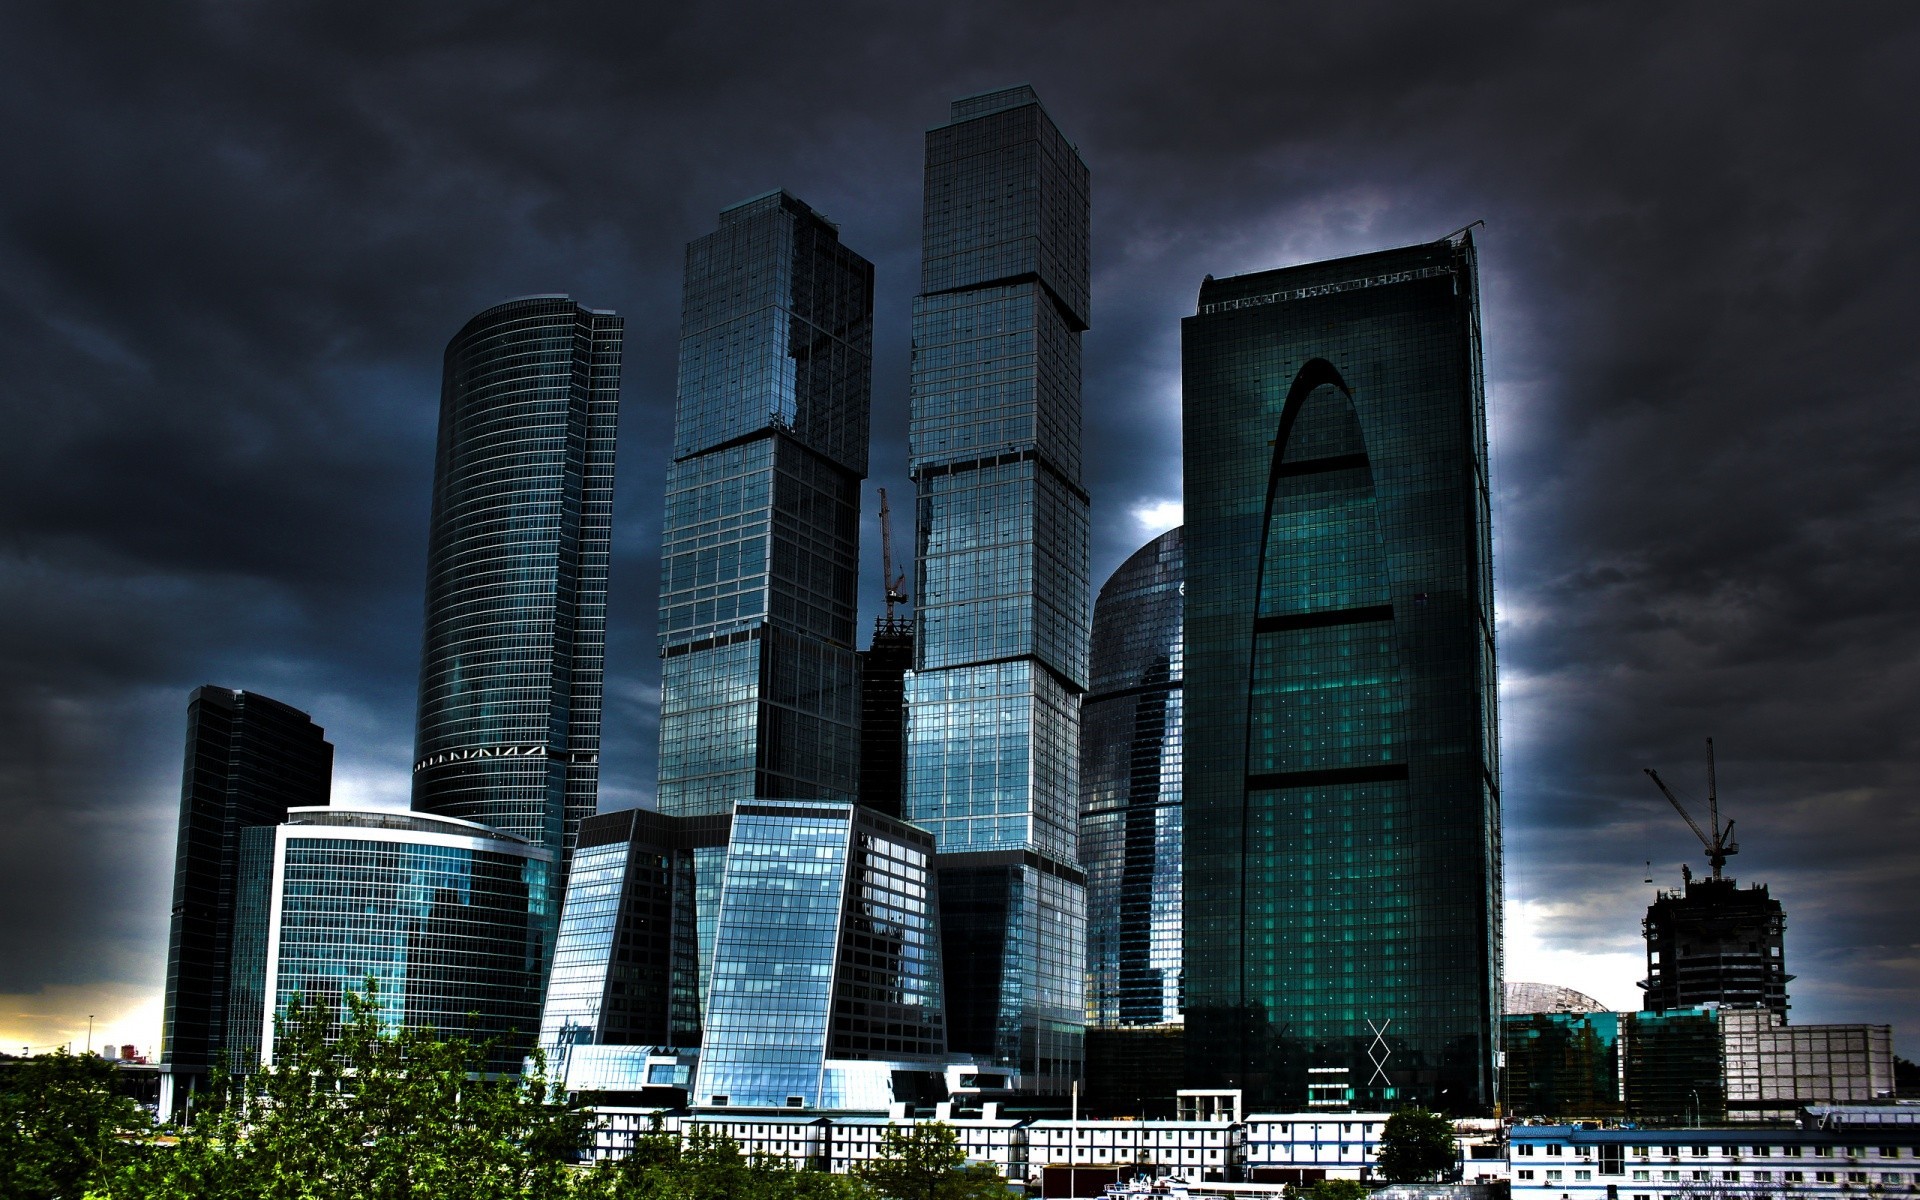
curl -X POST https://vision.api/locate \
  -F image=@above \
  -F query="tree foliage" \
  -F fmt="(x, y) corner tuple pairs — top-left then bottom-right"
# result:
(0, 1049), (151, 1200)
(574, 1126), (854, 1200)
(1293, 1178), (1371, 1200)
(851, 1123), (1009, 1200)
(1376, 1107), (1458, 1183)
(101, 982), (589, 1200)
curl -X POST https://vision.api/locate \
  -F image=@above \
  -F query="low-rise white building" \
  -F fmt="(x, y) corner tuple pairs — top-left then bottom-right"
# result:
(1027, 1119), (1244, 1183)
(1242, 1112), (1389, 1181)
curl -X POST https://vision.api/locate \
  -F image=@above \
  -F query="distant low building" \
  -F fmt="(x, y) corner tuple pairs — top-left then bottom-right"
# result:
(1720, 1008), (1894, 1121)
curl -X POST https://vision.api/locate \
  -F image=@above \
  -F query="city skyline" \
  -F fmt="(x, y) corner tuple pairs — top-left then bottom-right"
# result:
(2, 3), (1917, 1061)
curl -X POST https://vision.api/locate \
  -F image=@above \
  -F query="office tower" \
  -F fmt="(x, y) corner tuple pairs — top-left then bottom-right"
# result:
(1181, 233), (1500, 1112)
(226, 808), (550, 1075)
(902, 84), (1091, 1097)
(1501, 1011), (1625, 1119)
(158, 686), (331, 1113)
(655, 190), (873, 817)
(696, 799), (948, 1110)
(1081, 528), (1184, 1113)
(858, 617), (913, 818)
(538, 806), (725, 1094)
(412, 296), (622, 899)
(1642, 873), (1790, 1017)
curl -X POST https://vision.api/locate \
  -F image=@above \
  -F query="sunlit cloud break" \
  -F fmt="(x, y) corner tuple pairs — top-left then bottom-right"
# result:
(1130, 498), (1182, 538)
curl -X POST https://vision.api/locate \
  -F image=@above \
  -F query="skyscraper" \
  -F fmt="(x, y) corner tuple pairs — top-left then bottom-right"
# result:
(1181, 234), (1500, 1112)
(654, 189), (873, 817)
(227, 808), (551, 1076)
(904, 85), (1091, 1095)
(159, 686), (331, 1113)
(1642, 873), (1791, 1017)
(1080, 527), (1184, 1113)
(412, 296), (622, 909)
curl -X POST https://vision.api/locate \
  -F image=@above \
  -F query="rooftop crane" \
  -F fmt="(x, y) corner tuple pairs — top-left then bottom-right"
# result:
(878, 488), (909, 621)
(1644, 737), (1740, 881)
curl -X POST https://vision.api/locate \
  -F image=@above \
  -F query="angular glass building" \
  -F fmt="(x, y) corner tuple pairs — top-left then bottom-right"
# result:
(697, 800), (948, 1110)
(228, 808), (551, 1075)
(903, 84), (1092, 1096)
(1181, 234), (1500, 1112)
(1080, 528), (1184, 1113)
(158, 686), (331, 1113)
(655, 190), (873, 817)
(412, 296), (622, 917)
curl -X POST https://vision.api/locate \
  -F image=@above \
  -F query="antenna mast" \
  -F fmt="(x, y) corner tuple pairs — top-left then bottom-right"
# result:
(879, 488), (908, 624)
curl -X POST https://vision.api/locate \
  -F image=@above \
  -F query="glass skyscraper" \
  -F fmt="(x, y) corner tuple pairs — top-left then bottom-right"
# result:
(158, 686), (332, 1113)
(412, 296), (622, 916)
(903, 85), (1091, 1095)
(655, 190), (873, 817)
(227, 808), (551, 1075)
(1181, 234), (1500, 1113)
(1080, 528), (1184, 1111)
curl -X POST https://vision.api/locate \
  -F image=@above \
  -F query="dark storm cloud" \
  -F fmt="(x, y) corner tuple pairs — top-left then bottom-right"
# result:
(1, 0), (1915, 1050)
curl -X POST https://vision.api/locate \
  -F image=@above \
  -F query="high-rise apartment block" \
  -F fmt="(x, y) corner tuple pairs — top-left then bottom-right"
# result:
(1081, 527), (1185, 1113)
(655, 190), (873, 816)
(412, 296), (622, 905)
(904, 85), (1092, 1096)
(158, 686), (331, 1112)
(1642, 873), (1791, 1017)
(1181, 234), (1500, 1112)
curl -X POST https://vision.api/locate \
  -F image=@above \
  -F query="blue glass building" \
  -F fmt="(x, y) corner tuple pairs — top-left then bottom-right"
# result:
(655, 190), (873, 817)
(158, 686), (331, 1115)
(412, 296), (622, 926)
(697, 800), (948, 1110)
(1181, 234), (1500, 1112)
(1080, 529), (1184, 1111)
(903, 85), (1091, 1095)
(227, 808), (552, 1075)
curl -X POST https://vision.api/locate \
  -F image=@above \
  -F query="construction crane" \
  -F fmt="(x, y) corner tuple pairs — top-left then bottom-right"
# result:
(878, 488), (909, 621)
(1644, 737), (1740, 880)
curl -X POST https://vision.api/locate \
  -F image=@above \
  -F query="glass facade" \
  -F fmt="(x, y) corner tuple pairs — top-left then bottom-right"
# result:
(231, 808), (552, 1075)
(1181, 235), (1500, 1112)
(1082, 528), (1184, 1033)
(656, 191), (873, 817)
(160, 687), (332, 1089)
(697, 800), (947, 1109)
(1502, 1011), (1625, 1119)
(904, 85), (1091, 1095)
(412, 296), (622, 929)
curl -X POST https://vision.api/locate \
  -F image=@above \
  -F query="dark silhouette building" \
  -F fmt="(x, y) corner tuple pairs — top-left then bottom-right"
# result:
(1642, 872), (1791, 1018)
(411, 296), (623, 923)
(158, 686), (331, 1112)
(1181, 234), (1501, 1113)
(858, 617), (913, 818)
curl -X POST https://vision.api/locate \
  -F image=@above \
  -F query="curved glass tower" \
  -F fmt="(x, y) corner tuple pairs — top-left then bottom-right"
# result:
(412, 296), (622, 914)
(229, 808), (551, 1074)
(1181, 235), (1499, 1113)
(1081, 528), (1184, 1111)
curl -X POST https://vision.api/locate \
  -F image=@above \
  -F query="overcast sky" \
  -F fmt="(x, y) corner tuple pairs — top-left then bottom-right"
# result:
(3, 1), (1916, 1059)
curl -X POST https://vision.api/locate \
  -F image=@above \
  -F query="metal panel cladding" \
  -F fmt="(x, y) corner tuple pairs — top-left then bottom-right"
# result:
(412, 296), (622, 927)
(1180, 235), (1500, 1114)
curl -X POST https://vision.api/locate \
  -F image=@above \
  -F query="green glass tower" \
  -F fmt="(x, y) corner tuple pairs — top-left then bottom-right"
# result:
(1180, 234), (1500, 1113)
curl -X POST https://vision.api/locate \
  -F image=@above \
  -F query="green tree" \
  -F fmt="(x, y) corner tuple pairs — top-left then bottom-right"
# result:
(1376, 1108), (1458, 1183)
(852, 1123), (1008, 1200)
(0, 1049), (151, 1200)
(576, 1125), (854, 1200)
(102, 980), (588, 1200)
(1297, 1178), (1370, 1200)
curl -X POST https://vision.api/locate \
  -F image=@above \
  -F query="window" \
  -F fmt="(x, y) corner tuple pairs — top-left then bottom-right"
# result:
(1755, 1147), (1773, 1158)
(1520, 1147), (1537, 1157)
(1633, 1172), (1651, 1182)
(1694, 1148), (1710, 1158)
(1547, 1170), (1564, 1182)
(1785, 1171), (1804, 1182)
(1881, 1149), (1901, 1159)
(1520, 1170), (1536, 1181)
(1815, 1172), (1835, 1183)
(1885, 1174), (1905, 1185)
(1634, 1148), (1651, 1160)
(1723, 1172), (1741, 1182)
(1848, 1172), (1867, 1183)
(1816, 1148), (1834, 1159)
(1550, 1146), (1566, 1157)
(1784, 1147), (1803, 1158)
(1662, 1171), (1679, 1182)
(1577, 1171), (1593, 1181)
